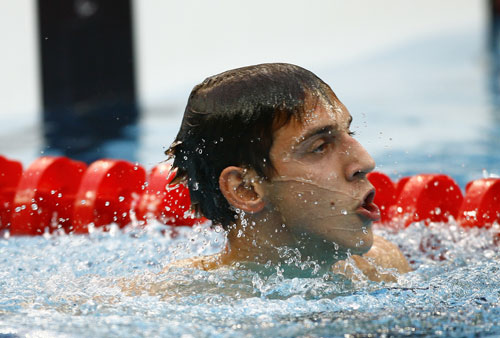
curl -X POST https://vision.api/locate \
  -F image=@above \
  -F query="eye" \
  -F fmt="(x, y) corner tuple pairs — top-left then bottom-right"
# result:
(311, 140), (330, 154)
(348, 130), (356, 137)
(313, 143), (326, 153)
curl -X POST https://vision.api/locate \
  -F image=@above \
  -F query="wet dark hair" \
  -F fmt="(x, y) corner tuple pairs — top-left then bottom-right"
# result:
(166, 63), (335, 228)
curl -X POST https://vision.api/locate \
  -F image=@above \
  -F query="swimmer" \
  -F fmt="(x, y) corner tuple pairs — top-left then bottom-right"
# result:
(163, 63), (411, 281)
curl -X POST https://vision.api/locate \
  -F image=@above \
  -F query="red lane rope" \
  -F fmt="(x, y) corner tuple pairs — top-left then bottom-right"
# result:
(367, 172), (499, 229)
(0, 155), (499, 236)
(1, 155), (205, 235)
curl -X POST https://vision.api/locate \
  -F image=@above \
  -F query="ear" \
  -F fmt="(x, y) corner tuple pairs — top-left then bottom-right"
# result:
(219, 166), (266, 214)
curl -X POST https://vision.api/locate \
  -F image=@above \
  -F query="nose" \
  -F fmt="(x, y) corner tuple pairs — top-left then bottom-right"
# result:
(343, 137), (376, 181)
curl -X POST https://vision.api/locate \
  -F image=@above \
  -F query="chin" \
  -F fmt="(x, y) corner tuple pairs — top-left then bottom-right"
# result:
(351, 232), (374, 255)
(350, 242), (372, 255)
(338, 227), (374, 255)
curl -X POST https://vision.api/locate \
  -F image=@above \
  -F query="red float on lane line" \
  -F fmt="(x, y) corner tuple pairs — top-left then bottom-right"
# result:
(10, 156), (86, 235)
(0, 156), (23, 230)
(391, 174), (464, 227)
(135, 162), (206, 226)
(367, 172), (397, 224)
(72, 159), (146, 233)
(458, 178), (500, 228)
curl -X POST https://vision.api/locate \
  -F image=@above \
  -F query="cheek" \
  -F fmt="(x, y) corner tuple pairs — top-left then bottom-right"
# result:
(266, 180), (358, 223)
(265, 180), (373, 253)
(273, 158), (344, 189)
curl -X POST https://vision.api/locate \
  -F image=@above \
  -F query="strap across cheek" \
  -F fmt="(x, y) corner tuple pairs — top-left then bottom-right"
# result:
(266, 177), (367, 225)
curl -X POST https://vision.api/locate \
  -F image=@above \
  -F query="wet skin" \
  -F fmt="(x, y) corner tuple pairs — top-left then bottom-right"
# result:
(262, 92), (379, 260)
(163, 90), (411, 279)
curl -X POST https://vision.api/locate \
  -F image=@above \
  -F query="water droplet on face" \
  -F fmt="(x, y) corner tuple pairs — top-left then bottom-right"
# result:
(341, 209), (348, 215)
(362, 227), (368, 234)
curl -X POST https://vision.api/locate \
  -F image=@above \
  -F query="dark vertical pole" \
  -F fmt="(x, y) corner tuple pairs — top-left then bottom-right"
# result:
(488, 0), (500, 169)
(38, 0), (138, 163)
(488, 0), (500, 95)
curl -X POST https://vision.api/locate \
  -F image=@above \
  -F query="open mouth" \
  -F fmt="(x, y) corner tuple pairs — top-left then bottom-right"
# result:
(356, 189), (381, 221)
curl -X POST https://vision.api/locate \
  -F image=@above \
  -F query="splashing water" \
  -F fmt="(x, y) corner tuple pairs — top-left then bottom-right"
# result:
(0, 219), (498, 337)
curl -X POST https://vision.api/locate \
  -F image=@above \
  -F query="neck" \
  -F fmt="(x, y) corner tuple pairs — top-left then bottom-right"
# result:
(220, 209), (346, 272)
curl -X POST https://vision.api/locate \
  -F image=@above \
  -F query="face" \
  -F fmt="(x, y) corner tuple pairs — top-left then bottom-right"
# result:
(262, 90), (379, 257)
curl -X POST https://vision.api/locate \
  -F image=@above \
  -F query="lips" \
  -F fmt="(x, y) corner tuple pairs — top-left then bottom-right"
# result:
(356, 189), (381, 221)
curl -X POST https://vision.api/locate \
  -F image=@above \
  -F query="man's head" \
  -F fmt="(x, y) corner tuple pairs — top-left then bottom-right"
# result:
(168, 63), (378, 256)
(168, 63), (333, 226)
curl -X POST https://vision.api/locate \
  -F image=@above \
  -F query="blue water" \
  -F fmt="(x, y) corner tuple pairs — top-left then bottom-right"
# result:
(1, 28), (500, 337)
(328, 31), (500, 188)
(0, 222), (498, 337)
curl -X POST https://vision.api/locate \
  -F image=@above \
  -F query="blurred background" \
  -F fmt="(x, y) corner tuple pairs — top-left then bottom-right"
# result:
(0, 0), (498, 186)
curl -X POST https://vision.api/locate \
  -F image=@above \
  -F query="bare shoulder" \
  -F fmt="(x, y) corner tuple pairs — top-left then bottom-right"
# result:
(117, 254), (226, 298)
(333, 235), (411, 282)
(161, 253), (224, 273)
(364, 235), (411, 273)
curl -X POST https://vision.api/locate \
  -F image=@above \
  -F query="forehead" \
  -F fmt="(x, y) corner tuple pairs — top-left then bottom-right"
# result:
(273, 92), (350, 144)
(302, 91), (345, 122)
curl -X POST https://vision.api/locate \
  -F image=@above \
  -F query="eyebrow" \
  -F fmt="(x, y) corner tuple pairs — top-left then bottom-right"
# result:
(297, 125), (335, 146)
(296, 115), (353, 145)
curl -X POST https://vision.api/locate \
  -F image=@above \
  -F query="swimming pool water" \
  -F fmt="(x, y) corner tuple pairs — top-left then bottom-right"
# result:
(0, 221), (498, 337)
(1, 25), (500, 338)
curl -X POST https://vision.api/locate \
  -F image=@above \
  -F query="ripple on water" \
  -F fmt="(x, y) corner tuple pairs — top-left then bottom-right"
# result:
(0, 220), (499, 337)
